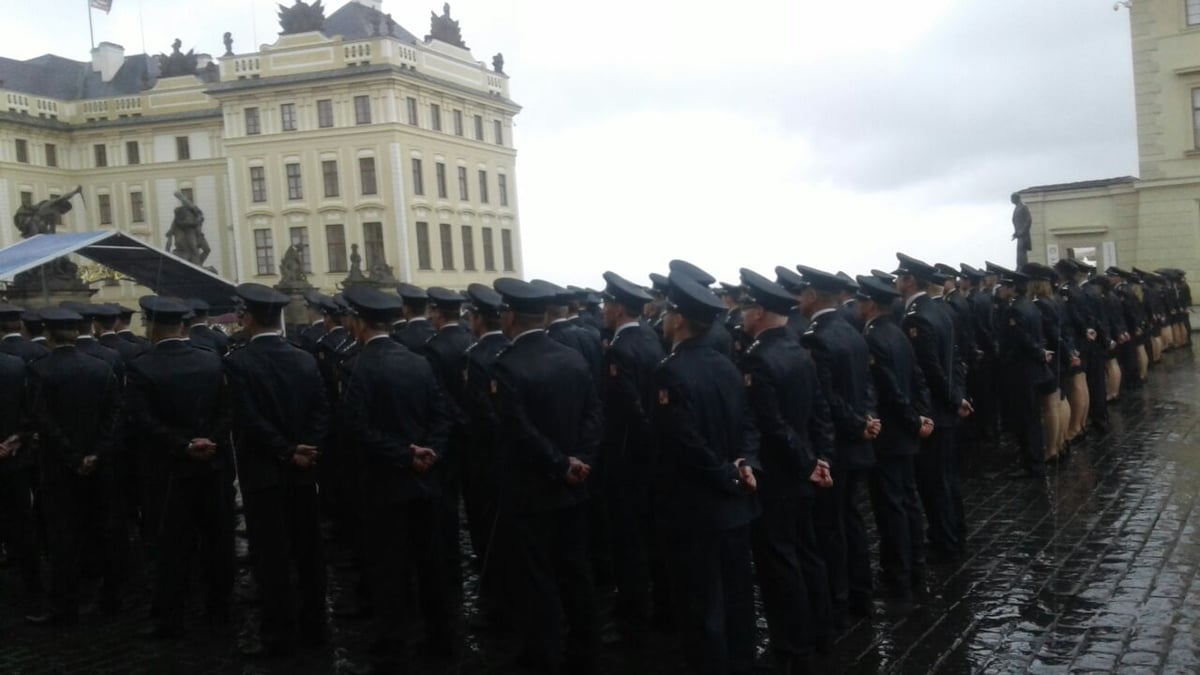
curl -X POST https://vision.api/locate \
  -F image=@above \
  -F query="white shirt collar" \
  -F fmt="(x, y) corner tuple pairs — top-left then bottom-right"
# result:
(615, 320), (640, 337)
(1, 333), (21, 340)
(810, 308), (837, 321)
(156, 337), (186, 345)
(515, 328), (544, 342)
(99, 331), (117, 337)
(77, 335), (96, 341)
(905, 291), (927, 311)
(549, 318), (571, 326)
(250, 331), (280, 342)
(367, 333), (391, 344)
(480, 330), (504, 340)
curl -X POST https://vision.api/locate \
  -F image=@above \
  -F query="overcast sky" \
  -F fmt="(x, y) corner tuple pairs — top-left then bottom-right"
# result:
(5, 0), (1137, 288)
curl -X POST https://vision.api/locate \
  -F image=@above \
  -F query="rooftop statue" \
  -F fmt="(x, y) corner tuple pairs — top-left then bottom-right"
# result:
(427, 3), (467, 49)
(278, 0), (326, 35)
(158, 38), (198, 78)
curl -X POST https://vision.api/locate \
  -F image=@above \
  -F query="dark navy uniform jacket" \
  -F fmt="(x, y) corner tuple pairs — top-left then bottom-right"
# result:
(740, 326), (832, 500)
(652, 337), (760, 532)
(864, 315), (930, 457)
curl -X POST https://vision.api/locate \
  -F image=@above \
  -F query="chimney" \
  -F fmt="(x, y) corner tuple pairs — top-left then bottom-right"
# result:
(353, 0), (383, 10)
(91, 41), (125, 83)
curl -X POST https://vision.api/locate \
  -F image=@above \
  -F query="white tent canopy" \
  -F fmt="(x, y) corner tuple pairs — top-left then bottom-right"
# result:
(0, 232), (238, 310)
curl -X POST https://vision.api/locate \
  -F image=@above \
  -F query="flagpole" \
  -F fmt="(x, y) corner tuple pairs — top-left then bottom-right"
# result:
(87, 0), (96, 50)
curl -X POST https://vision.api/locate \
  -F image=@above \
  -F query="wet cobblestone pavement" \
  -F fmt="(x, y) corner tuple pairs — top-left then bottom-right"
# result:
(2, 347), (1200, 674)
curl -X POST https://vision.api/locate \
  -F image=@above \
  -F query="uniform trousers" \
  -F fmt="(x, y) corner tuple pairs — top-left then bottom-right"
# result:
(840, 468), (873, 608)
(751, 491), (829, 663)
(1001, 369), (1045, 476)
(506, 502), (597, 674)
(665, 523), (756, 675)
(605, 457), (653, 633)
(1084, 345), (1108, 426)
(366, 495), (455, 669)
(0, 466), (41, 599)
(41, 468), (123, 617)
(914, 426), (961, 556)
(868, 455), (924, 597)
(151, 471), (234, 630)
(813, 472), (847, 620)
(241, 483), (326, 648)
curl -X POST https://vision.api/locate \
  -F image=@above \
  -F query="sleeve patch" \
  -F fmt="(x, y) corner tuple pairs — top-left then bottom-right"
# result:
(490, 379), (498, 394)
(658, 389), (670, 405)
(609, 364), (618, 377)
(908, 327), (919, 338)
(744, 373), (752, 387)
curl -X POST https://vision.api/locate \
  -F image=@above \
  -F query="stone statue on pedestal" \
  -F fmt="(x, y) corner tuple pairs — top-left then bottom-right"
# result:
(164, 191), (211, 266)
(8, 186), (91, 298)
(158, 39), (198, 78)
(223, 32), (234, 56)
(1011, 192), (1032, 269)
(280, 243), (307, 285)
(278, 0), (326, 34)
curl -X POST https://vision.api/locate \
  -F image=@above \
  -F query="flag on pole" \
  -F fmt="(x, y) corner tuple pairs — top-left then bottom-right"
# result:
(90, 0), (113, 13)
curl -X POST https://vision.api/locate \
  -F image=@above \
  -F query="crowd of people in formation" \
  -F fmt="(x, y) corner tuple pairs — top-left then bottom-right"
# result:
(0, 252), (1191, 675)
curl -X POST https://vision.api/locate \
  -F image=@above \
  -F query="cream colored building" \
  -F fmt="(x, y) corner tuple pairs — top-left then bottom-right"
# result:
(1021, 0), (1200, 278)
(0, 0), (522, 304)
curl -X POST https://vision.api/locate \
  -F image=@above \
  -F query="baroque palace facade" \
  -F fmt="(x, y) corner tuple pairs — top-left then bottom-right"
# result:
(0, 0), (522, 301)
(1020, 0), (1200, 279)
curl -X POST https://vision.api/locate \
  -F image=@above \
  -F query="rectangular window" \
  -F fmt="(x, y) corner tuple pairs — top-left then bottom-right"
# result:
(416, 222), (432, 270)
(1190, 0), (1200, 25)
(462, 225), (476, 270)
(254, 228), (275, 275)
(250, 166), (267, 203)
(98, 194), (112, 225)
(501, 229), (514, 271)
(289, 227), (312, 273)
(326, 223), (347, 273)
(494, 119), (503, 145)
(94, 143), (108, 167)
(286, 163), (303, 200)
(317, 99), (334, 128)
(359, 157), (377, 195)
(436, 162), (448, 198)
(280, 103), (297, 131)
(482, 226), (495, 271)
(245, 107), (261, 135)
(363, 221), (385, 270)
(126, 140), (139, 165)
(130, 191), (145, 222)
(474, 114), (484, 140)
(440, 222), (454, 270)
(1194, 88), (1200, 149)
(430, 103), (442, 131)
(20, 191), (33, 207)
(412, 158), (424, 195)
(175, 136), (190, 160)
(498, 174), (509, 206)
(322, 160), (339, 198)
(478, 170), (489, 204)
(15, 139), (28, 163)
(406, 96), (418, 125)
(44, 143), (56, 167)
(181, 187), (194, 203)
(453, 109), (463, 136)
(457, 166), (469, 200)
(354, 95), (371, 124)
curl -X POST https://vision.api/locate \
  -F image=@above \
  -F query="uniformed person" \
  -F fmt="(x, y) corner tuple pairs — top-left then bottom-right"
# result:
(186, 299), (229, 354)
(294, 290), (329, 355)
(460, 284), (512, 603)
(394, 283), (436, 350)
(836, 271), (864, 332)
(25, 308), (121, 625)
(856, 275), (933, 615)
(1066, 259), (1109, 432)
(894, 253), (971, 561)
(796, 264), (878, 622)
(960, 264), (998, 443)
(490, 277), (603, 674)
(598, 271), (665, 646)
(669, 260), (735, 359)
(0, 304), (47, 363)
(994, 266), (1049, 478)
(96, 304), (147, 364)
(21, 311), (48, 347)
(125, 296), (234, 638)
(340, 285), (455, 671)
(115, 304), (152, 350)
(223, 283), (329, 657)
(739, 268), (834, 674)
(717, 281), (751, 360)
(0, 332), (40, 614)
(1025, 262), (1071, 462)
(774, 266), (813, 337)
(1108, 267), (1148, 391)
(420, 286), (475, 626)
(646, 273), (670, 346)
(653, 269), (760, 675)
